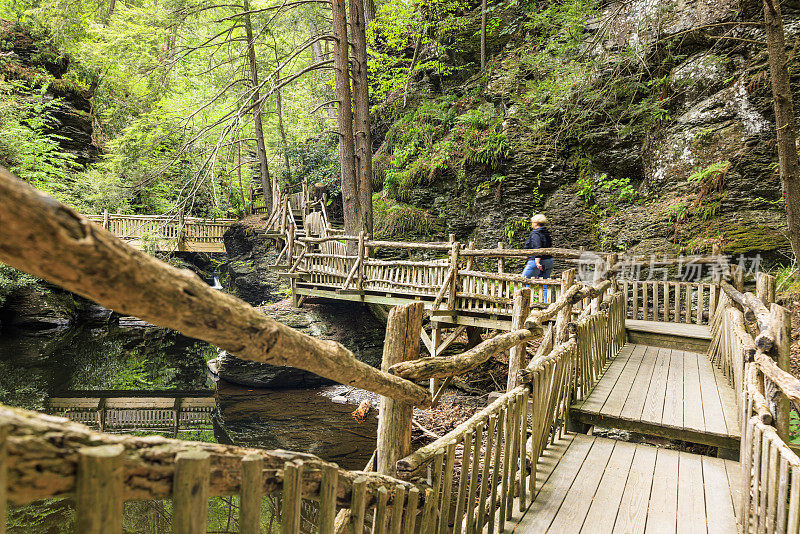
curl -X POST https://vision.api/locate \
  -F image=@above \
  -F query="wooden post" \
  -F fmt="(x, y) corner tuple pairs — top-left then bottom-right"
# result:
(1, 424), (7, 534)
(757, 272), (776, 307)
(178, 209), (185, 244)
(506, 288), (531, 391)
(172, 450), (210, 534)
(466, 240), (475, 270)
(76, 444), (124, 534)
(318, 465), (338, 533)
(731, 264), (744, 292)
(771, 303), (792, 441)
(240, 454), (263, 534)
(497, 242), (505, 274)
(447, 236), (461, 312)
(592, 257), (604, 312)
(712, 243), (722, 257)
(377, 302), (424, 476)
(430, 321), (442, 397)
(555, 269), (576, 344)
(357, 231), (365, 292)
(102, 209), (109, 230)
(281, 461), (302, 534)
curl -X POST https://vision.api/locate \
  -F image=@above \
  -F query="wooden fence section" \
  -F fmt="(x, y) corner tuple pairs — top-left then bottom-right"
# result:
(391, 291), (627, 534)
(85, 212), (235, 253)
(619, 279), (719, 325)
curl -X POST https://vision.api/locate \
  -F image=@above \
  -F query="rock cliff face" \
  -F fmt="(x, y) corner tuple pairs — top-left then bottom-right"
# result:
(371, 0), (795, 261)
(222, 222), (289, 305)
(0, 20), (99, 166)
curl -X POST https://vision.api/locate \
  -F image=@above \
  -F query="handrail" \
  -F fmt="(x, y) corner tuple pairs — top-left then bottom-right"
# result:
(710, 277), (800, 533)
(0, 403), (424, 506)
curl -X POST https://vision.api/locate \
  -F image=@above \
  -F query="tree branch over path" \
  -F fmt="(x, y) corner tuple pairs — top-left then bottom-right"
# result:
(0, 167), (432, 408)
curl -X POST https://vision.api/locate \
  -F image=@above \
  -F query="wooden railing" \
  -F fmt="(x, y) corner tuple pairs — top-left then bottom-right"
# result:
(708, 275), (800, 533)
(618, 279), (719, 325)
(86, 212), (235, 252)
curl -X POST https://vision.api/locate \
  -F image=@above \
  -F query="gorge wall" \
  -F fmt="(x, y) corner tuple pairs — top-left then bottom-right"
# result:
(369, 0), (795, 263)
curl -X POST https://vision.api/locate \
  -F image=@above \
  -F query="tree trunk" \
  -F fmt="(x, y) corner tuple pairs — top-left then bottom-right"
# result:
(272, 41), (293, 183)
(243, 0), (272, 214)
(363, 0), (375, 30)
(348, 0), (373, 235)
(763, 0), (800, 262)
(331, 0), (360, 239)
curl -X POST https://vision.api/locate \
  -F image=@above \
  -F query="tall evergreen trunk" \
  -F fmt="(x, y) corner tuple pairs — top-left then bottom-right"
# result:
(331, 0), (360, 239)
(348, 0), (372, 235)
(763, 0), (800, 263)
(243, 0), (273, 214)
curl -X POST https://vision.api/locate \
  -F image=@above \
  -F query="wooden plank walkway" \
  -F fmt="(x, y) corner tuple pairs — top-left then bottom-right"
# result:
(510, 434), (741, 534)
(571, 343), (740, 449)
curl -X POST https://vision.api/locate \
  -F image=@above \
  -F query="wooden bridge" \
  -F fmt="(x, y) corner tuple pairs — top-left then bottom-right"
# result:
(0, 167), (799, 534)
(85, 211), (235, 253)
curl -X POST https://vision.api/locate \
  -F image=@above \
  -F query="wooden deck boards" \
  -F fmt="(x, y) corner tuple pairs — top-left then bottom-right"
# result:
(571, 343), (740, 448)
(513, 434), (741, 534)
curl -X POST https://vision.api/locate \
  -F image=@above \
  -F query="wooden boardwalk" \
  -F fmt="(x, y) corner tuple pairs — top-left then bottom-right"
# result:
(508, 433), (740, 534)
(571, 343), (740, 449)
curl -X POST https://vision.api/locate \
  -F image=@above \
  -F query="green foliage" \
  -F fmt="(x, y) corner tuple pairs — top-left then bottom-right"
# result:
(503, 217), (531, 242)
(0, 263), (37, 306)
(599, 175), (637, 203)
(0, 79), (79, 201)
(280, 137), (340, 196)
(688, 161), (730, 183)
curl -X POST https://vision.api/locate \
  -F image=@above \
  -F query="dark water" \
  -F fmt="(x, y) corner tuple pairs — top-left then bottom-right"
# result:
(0, 324), (378, 466)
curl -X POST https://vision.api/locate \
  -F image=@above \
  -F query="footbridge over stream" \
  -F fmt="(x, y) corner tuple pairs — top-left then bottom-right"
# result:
(0, 169), (799, 534)
(85, 211), (235, 252)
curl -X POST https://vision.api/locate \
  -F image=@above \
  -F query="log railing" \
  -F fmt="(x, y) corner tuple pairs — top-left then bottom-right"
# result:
(618, 279), (719, 325)
(708, 273), (800, 533)
(0, 403), (432, 534)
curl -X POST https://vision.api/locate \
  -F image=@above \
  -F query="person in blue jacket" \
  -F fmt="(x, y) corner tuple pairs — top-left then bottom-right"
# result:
(522, 214), (554, 285)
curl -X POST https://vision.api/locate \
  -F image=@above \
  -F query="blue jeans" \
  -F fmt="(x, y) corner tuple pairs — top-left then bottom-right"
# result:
(523, 258), (554, 300)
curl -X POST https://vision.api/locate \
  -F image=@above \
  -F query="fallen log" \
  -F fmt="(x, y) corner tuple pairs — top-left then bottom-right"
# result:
(0, 404), (421, 506)
(388, 329), (536, 381)
(0, 166), (431, 408)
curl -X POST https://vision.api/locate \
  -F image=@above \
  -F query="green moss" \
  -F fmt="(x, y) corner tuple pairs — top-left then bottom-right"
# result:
(719, 223), (789, 255)
(372, 194), (444, 239)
